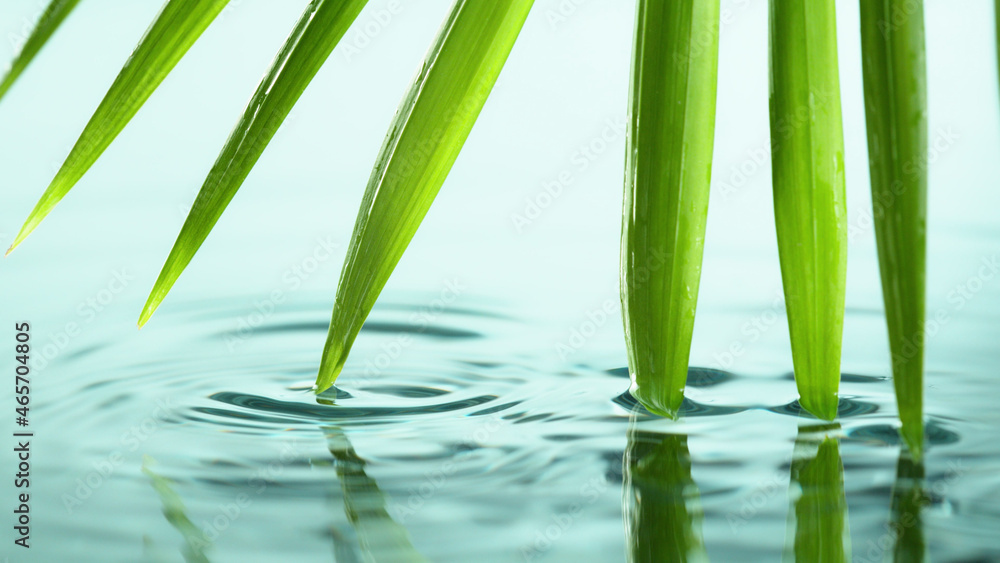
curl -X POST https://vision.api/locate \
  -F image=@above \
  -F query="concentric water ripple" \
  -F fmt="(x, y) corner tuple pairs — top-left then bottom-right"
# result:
(26, 295), (996, 562)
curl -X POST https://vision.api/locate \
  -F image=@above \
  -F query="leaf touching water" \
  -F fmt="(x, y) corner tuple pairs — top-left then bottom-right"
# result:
(860, 0), (927, 458)
(768, 0), (847, 421)
(314, 0), (535, 392)
(0, 0), (81, 103)
(6, 0), (230, 255)
(621, 0), (720, 417)
(138, 0), (369, 327)
(859, 0), (927, 458)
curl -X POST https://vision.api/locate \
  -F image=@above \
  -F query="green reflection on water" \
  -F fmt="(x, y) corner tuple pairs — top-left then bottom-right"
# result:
(623, 419), (708, 563)
(143, 429), (428, 563)
(785, 425), (850, 563)
(142, 455), (212, 563)
(325, 427), (430, 563)
(887, 453), (928, 563)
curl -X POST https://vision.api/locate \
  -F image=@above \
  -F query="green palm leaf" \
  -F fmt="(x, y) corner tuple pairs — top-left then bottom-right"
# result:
(6, 0), (231, 255)
(0, 0), (81, 103)
(768, 0), (847, 421)
(860, 0), (927, 458)
(138, 0), (369, 327)
(621, 0), (720, 417)
(314, 0), (534, 392)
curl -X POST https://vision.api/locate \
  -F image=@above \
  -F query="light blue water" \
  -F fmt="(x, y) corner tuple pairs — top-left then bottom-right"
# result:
(1, 1), (999, 561)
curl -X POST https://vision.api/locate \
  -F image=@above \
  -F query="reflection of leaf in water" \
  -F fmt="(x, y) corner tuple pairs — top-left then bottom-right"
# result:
(325, 427), (430, 563)
(786, 426), (849, 563)
(623, 422), (707, 563)
(142, 455), (212, 563)
(890, 453), (927, 563)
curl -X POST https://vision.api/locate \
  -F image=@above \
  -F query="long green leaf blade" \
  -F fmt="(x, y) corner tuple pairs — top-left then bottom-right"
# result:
(768, 0), (847, 421)
(314, 0), (534, 391)
(0, 0), (81, 103)
(138, 0), (369, 327)
(859, 0), (927, 458)
(6, 0), (230, 255)
(621, 0), (720, 417)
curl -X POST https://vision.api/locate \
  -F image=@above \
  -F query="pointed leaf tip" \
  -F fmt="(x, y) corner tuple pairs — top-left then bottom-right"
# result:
(12, 0), (231, 246)
(0, 0), (82, 104)
(769, 0), (847, 417)
(315, 0), (534, 390)
(137, 298), (159, 330)
(621, 0), (720, 417)
(6, 220), (36, 256)
(145, 0), (369, 325)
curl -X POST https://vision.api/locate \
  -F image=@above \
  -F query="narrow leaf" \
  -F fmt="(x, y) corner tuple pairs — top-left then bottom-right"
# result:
(860, 0), (927, 458)
(6, 0), (231, 255)
(621, 0), (720, 417)
(314, 0), (534, 391)
(138, 0), (369, 327)
(768, 0), (847, 420)
(0, 0), (81, 103)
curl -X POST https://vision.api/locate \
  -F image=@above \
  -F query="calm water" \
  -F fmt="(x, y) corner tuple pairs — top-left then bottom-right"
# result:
(1, 1), (999, 562)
